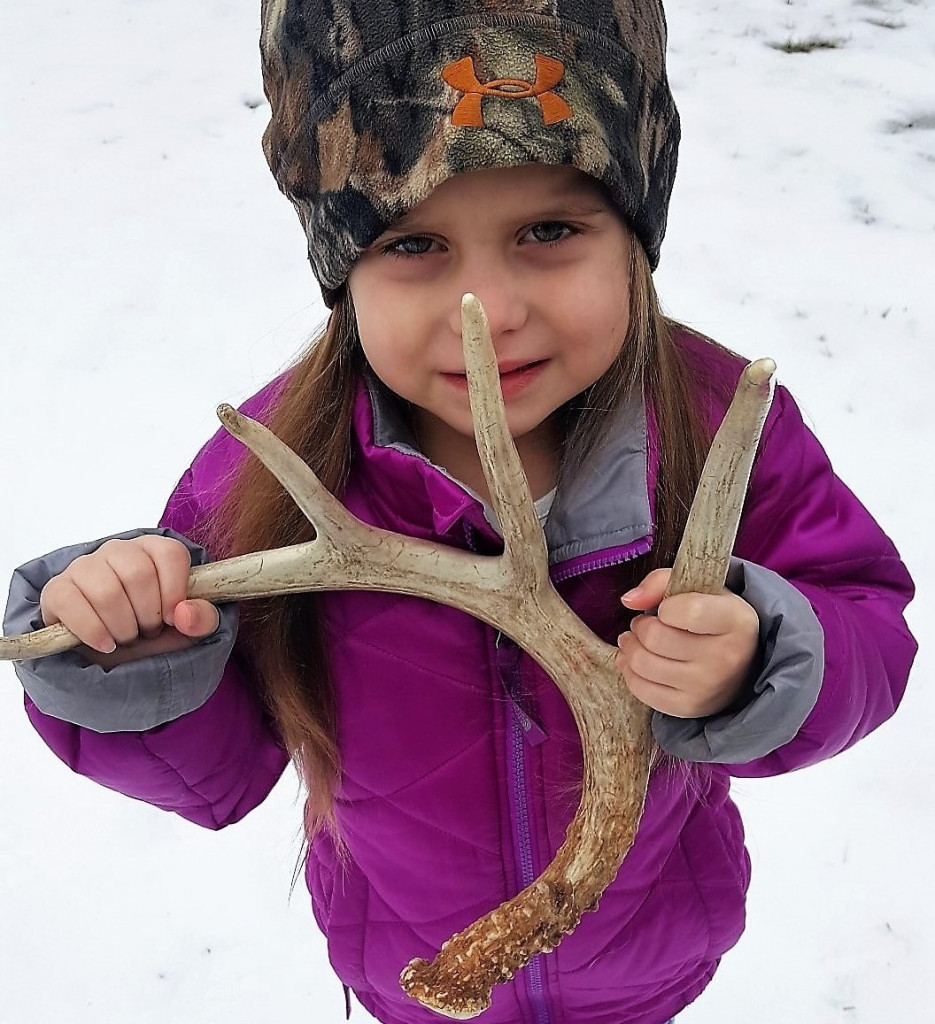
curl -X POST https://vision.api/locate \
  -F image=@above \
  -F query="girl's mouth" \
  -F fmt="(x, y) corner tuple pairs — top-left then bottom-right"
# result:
(442, 360), (548, 396)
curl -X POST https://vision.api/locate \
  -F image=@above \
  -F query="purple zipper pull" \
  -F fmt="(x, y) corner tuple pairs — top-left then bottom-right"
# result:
(513, 703), (548, 747)
(495, 632), (548, 747)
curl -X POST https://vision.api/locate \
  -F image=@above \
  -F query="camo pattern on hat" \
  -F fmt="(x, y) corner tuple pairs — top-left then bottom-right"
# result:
(260, 1), (680, 306)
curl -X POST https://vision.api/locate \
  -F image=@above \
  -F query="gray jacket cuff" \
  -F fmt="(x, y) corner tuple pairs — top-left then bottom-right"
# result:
(3, 528), (238, 734)
(652, 558), (824, 763)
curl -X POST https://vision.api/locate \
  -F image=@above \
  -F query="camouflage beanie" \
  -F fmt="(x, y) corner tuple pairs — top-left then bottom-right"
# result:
(260, 1), (680, 307)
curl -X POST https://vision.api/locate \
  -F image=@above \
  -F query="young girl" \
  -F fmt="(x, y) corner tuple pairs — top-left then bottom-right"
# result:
(4, 2), (916, 1023)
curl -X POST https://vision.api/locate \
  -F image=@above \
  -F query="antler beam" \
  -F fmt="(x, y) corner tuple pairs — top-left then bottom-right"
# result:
(0, 296), (776, 1020)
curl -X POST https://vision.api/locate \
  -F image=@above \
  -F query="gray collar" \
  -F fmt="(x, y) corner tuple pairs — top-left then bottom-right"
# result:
(365, 371), (652, 566)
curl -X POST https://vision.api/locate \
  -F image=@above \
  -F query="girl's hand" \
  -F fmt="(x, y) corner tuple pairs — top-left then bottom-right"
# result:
(616, 567), (759, 718)
(39, 536), (220, 668)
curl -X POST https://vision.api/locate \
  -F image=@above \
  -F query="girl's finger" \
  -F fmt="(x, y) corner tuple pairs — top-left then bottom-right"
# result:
(629, 614), (693, 662)
(657, 591), (758, 637)
(618, 652), (736, 719)
(619, 637), (698, 691)
(138, 535), (196, 627)
(615, 655), (686, 716)
(60, 553), (147, 647)
(40, 576), (118, 654)
(100, 543), (165, 640)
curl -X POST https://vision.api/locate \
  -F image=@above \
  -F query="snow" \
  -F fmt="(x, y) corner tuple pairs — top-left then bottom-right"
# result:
(0, 1), (931, 1021)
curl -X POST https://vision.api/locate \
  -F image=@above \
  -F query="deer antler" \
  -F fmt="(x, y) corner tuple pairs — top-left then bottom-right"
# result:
(1, 296), (776, 1020)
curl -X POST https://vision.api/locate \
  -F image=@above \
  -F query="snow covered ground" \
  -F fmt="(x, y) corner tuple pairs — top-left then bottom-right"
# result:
(1, 1), (931, 1021)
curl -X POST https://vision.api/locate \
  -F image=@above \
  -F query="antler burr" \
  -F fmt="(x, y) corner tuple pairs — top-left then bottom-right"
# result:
(1, 296), (776, 1020)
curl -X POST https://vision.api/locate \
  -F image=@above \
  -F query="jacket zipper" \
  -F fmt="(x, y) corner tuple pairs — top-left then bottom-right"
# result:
(550, 536), (654, 584)
(464, 517), (652, 585)
(496, 630), (552, 1024)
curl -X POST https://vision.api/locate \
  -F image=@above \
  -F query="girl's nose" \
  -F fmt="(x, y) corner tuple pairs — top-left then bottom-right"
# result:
(447, 269), (529, 346)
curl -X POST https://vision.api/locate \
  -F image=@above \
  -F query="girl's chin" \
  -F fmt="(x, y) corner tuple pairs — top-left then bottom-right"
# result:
(420, 406), (560, 453)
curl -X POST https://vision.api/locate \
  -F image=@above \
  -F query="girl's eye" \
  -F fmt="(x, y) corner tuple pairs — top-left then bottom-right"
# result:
(381, 235), (435, 258)
(379, 222), (579, 258)
(526, 221), (578, 246)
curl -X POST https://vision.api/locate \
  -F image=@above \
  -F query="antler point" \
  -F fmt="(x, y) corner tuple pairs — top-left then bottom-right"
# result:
(745, 358), (777, 387)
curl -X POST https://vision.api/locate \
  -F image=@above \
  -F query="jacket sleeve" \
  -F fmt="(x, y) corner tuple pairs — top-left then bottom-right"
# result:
(654, 383), (916, 775)
(6, 528), (240, 733)
(7, 465), (289, 829)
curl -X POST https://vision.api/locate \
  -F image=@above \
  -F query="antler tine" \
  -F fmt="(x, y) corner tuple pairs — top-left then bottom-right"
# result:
(666, 357), (776, 598)
(0, 622), (77, 660)
(460, 293), (547, 572)
(215, 402), (352, 542)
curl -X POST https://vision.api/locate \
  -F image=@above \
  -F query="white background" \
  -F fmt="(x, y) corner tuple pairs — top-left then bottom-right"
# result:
(1, 1), (931, 1021)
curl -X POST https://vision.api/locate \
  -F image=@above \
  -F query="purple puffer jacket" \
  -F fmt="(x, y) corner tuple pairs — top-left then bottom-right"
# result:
(20, 330), (916, 1024)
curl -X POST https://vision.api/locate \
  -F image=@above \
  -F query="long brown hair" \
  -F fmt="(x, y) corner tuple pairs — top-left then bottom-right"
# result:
(213, 238), (710, 836)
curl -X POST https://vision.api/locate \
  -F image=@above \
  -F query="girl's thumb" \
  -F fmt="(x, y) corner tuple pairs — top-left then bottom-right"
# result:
(173, 599), (221, 639)
(621, 568), (672, 609)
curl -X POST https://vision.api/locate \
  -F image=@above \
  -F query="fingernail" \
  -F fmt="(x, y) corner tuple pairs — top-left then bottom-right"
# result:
(99, 640), (117, 654)
(621, 587), (641, 603)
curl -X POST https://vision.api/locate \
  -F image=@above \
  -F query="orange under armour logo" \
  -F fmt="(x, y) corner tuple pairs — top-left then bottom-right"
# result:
(442, 54), (573, 127)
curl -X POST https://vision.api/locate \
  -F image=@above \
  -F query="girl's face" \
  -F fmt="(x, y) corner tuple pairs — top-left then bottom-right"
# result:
(347, 164), (631, 489)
